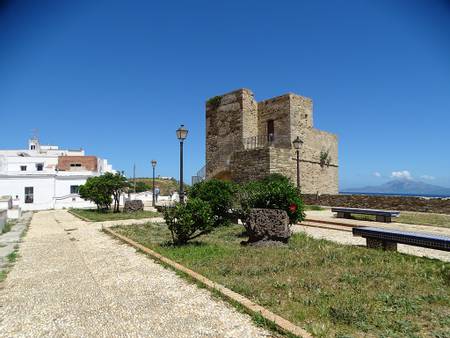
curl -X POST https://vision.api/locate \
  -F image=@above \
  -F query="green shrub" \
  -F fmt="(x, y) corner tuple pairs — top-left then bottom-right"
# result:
(163, 198), (214, 245)
(238, 174), (305, 224)
(188, 179), (237, 226)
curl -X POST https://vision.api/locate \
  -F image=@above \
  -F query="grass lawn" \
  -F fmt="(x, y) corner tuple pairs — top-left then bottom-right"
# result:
(0, 270), (6, 282)
(70, 209), (160, 222)
(350, 211), (450, 229)
(114, 222), (450, 337)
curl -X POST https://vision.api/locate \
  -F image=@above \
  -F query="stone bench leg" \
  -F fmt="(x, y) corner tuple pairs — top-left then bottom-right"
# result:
(376, 215), (391, 223)
(366, 238), (397, 251)
(337, 212), (351, 219)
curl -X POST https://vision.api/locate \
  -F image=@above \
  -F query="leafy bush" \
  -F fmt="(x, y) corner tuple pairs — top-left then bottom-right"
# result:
(238, 174), (305, 224)
(132, 181), (151, 193)
(188, 179), (237, 226)
(163, 198), (214, 245)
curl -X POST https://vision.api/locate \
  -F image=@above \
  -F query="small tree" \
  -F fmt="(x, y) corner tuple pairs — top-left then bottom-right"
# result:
(79, 176), (112, 210)
(79, 172), (128, 212)
(103, 172), (129, 213)
(163, 198), (214, 245)
(134, 181), (150, 193)
(188, 179), (237, 226)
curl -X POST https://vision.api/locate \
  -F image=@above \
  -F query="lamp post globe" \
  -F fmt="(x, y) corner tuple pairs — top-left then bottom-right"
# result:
(293, 136), (303, 150)
(151, 160), (157, 207)
(176, 124), (188, 141)
(176, 125), (188, 203)
(292, 136), (303, 193)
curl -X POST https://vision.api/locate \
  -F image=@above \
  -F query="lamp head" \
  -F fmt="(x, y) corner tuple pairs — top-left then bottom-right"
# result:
(176, 124), (188, 141)
(292, 136), (303, 150)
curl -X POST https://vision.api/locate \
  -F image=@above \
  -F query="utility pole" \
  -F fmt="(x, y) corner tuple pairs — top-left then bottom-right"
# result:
(133, 164), (136, 194)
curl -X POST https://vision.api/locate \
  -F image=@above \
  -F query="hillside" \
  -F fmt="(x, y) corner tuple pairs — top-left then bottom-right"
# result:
(131, 178), (180, 195)
(345, 179), (450, 196)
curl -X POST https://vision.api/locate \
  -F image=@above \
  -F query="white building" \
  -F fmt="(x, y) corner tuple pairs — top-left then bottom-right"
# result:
(0, 138), (115, 211)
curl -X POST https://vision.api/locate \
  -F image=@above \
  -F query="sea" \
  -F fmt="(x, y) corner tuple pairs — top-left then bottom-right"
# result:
(339, 192), (450, 199)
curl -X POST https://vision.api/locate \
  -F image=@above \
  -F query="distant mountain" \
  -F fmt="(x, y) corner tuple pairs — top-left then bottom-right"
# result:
(344, 179), (450, 196)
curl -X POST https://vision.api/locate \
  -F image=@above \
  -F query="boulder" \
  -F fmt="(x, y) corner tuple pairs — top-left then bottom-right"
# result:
(243, 208), (291, 245)
(123, 200), (144, 213)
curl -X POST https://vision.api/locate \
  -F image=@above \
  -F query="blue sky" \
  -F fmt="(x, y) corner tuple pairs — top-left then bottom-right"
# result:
(1, 0), (449, 190)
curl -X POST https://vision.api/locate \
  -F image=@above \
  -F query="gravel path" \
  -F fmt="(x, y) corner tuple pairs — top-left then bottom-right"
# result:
(0, 210), (271, 337)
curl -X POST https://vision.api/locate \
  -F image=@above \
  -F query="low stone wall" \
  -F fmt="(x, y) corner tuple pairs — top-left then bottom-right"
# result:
(302, 194), (450, 215)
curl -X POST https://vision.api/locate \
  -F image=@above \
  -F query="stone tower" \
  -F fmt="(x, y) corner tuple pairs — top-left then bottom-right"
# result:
(205, 88), (338, 194)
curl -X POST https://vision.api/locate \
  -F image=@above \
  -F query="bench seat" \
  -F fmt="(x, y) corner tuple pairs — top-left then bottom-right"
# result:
(331, 207), (400, 223)
(352, 226), (450, 252)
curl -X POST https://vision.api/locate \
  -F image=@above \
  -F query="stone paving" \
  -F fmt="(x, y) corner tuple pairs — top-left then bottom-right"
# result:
(0, 210), (271, 337)
(0, 212), (32, 271)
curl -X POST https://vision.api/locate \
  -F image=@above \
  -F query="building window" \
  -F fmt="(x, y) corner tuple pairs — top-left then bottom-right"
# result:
(267, 120), (274, 142)
(36, 163), (43, 171)
(25, 187), (34, 204)
(70, 185), (80, 194)
(20, 165), (27, 171)
(70, 163), (82, 167)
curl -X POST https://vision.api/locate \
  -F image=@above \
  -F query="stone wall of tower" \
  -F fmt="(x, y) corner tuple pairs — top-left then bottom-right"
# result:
(257, 95), (292, 148)
(205, 88), (339, 194)
(205, 89), (257, 179)
(229, 148), (271, 183)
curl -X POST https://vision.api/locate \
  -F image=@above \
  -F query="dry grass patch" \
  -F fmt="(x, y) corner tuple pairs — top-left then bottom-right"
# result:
(114, 222), (450, 337)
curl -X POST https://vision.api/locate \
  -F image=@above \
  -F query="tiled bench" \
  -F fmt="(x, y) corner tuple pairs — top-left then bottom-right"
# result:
(332, 207), (400, 223)
(352, 226), (450, 252)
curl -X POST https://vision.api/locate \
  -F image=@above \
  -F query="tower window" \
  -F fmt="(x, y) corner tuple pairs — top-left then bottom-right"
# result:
(20, 166), (27, 171)
(30, 145), (36, 150)
(267, 120), (274, 142)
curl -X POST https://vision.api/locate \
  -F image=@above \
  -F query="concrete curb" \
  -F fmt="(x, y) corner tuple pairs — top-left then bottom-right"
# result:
(67, 210), (93, 222)
(102, 226), (312, 338)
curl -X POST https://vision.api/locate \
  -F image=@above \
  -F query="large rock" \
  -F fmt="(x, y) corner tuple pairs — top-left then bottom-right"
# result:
(123, 200), (144, 213)
(243, 208), (291, 245)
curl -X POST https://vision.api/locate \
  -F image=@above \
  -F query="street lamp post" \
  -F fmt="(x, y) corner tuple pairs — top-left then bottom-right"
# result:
(151, 160), (157, 207)
(176, 124), (188, 204)
(292, 136), (303, 194)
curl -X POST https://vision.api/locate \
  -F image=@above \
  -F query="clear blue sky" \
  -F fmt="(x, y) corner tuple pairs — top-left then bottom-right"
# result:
(1, 0), (449, 190)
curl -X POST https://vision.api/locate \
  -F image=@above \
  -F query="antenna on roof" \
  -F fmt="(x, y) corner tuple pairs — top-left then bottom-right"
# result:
(31, 128), (39, 141)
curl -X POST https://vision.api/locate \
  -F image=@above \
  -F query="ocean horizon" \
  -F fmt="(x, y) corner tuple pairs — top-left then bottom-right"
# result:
(339, 191), (450, 199)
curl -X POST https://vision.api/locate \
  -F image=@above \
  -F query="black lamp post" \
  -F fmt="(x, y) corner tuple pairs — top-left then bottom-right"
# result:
(292, 136), (303, 194)
(176, 124), (188, 203)
(151, 159), (157, 207)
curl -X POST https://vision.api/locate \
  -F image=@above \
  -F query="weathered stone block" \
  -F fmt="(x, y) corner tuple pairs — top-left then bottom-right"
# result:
(243, 208), (291, 245)
(123, 200), (144, 213)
